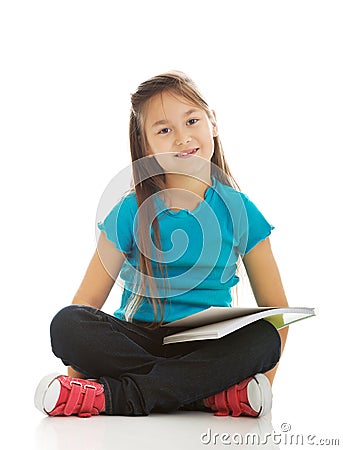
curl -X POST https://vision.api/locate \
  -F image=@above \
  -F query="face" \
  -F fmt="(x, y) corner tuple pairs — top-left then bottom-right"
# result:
(143, 91), (218, 180)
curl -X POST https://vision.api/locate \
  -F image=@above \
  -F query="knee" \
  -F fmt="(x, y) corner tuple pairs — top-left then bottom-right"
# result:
(50, 305), (90, 356)
(260, 319), (282, 363)
(50, 305), (80, 338)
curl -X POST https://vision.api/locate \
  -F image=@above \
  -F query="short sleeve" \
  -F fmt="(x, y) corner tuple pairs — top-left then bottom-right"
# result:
(97, 195), (135, 254)
(236, 193), (275, 255)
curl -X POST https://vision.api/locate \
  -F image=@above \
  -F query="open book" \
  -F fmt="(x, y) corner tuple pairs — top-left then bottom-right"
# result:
(162, 306), (315, 345)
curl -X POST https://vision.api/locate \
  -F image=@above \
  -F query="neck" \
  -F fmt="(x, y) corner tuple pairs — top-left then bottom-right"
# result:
(160, 170), (213, 211)
(165, 172), (212, 195)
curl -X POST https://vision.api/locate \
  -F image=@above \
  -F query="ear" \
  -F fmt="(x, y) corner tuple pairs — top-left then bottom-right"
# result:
(210, 109), (219, 137)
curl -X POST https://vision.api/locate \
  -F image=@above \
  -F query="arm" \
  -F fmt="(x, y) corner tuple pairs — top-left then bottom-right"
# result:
(68, 232), (126, 377)
(72, 232), (126, 308)
(242, 237), (288, 385)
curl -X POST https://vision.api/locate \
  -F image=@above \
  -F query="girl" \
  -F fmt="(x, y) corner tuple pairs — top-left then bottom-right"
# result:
(34, 71), (288, 418)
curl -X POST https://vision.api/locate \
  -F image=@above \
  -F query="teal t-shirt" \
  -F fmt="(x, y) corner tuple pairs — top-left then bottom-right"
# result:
(97, 176), (274, 323)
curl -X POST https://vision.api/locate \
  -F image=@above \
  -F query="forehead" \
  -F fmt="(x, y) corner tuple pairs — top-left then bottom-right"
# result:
(144, 91), (203, 127)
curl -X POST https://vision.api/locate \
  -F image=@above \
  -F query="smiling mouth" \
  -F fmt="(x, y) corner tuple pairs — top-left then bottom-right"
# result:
(175, 148), (199, 158)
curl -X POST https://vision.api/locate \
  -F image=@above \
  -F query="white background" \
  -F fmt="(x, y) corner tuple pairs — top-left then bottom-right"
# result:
(1, 1), (342, 449)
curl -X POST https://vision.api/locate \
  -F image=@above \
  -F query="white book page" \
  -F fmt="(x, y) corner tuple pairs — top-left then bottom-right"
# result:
(163, 308), (315, 344)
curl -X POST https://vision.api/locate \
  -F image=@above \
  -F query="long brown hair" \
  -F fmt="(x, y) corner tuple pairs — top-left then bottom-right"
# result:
(126, 70), (240, 327)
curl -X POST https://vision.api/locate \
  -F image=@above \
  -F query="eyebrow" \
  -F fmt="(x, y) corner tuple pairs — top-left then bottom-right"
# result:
(151, 108), (201, 129)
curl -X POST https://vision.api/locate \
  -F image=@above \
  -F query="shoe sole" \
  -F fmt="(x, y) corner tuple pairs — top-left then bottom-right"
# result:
(247, 374), (272, 417)
(34, 373), (61, 414)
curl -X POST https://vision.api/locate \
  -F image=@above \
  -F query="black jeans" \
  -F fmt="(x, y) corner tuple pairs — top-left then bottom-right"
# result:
(50, 305), (281, 416)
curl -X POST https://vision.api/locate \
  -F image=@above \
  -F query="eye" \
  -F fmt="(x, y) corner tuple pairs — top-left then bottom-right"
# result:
(187, 118), (199, 126)
(158, 127), (171, 135)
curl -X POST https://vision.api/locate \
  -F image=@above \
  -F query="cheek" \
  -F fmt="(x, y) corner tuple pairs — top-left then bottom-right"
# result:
(199, 122), (215, 140)
(200, 128), (215, 150)
(149, 138), (171, 155)
(145, 137), (159, 155)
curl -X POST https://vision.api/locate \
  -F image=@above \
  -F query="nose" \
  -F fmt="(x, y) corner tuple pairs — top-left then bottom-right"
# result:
(175, 131), (191, 146)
